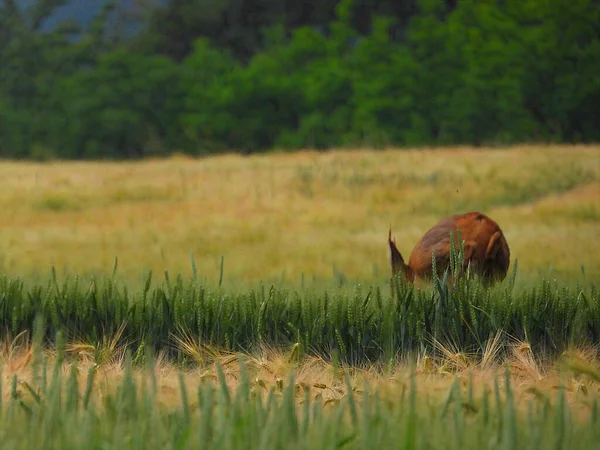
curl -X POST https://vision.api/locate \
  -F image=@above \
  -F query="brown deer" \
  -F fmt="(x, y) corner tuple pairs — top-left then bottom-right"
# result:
(388, 212), (510, 286)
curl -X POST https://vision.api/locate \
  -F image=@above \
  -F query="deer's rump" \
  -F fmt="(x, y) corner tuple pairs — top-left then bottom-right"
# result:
(390, 212), (511, 285)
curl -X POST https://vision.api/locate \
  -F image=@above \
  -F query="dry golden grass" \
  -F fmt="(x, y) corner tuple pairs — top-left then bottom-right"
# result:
(0, 145), (598, 286)
(1, 334), (599, 423)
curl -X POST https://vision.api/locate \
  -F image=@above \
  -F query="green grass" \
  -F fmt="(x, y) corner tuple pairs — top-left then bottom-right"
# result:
(0, 265), (598, 449)
(1, 262), (597, 366)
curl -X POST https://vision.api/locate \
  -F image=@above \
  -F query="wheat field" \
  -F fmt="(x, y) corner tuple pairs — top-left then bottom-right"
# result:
(0, 145), (599, 448)
(1, 145), (598, 287)
(1, 330), (599, 449)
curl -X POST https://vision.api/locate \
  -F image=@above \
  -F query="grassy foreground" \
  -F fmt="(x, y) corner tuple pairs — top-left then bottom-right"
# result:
(0, 145), (599, 286)
(1, 272), (596, 449)
(1, 333), (599, 450)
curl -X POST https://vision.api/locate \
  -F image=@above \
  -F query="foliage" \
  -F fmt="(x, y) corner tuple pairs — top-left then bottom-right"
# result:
(0, 0), (599, 158)
(51, 48), (183, 158)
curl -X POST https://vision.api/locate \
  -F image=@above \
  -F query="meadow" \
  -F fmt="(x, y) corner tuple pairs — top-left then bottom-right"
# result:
(1, 145), (599, 286)
(0, 145), (599, 448)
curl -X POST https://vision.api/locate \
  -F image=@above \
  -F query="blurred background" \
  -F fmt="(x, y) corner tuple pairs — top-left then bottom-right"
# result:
(1, 0), (599, 159)
(0, 0), (598, 288)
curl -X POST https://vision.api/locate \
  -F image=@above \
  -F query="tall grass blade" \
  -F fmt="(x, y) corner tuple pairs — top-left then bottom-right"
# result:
(218, 255), (224, 287)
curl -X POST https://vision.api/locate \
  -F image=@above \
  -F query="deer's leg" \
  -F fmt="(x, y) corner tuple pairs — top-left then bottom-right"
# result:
(485, 231), (503, 260)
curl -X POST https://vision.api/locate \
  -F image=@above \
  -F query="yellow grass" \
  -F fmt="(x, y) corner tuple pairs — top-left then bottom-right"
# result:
(2, 336), (599, 423)
(0, 145), (598, 286)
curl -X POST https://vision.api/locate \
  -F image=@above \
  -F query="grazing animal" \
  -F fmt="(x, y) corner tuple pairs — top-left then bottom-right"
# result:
(388, 212), (510, 286)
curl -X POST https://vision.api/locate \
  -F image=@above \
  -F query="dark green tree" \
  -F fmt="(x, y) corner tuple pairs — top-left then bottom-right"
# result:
(0, 0), (75, 157)
(0, 0), (127, 158)
(53, 48), (182, 158)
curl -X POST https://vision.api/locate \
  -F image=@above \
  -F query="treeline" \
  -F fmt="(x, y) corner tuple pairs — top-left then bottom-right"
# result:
(0, 0), (599, 159)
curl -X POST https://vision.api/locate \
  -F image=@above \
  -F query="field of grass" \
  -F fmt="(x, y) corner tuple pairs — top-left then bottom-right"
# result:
(1, 145), (599, 286)
(1, 145), (599, 448)
(1, 271), (598, 367)
(1, 328), (599, 449)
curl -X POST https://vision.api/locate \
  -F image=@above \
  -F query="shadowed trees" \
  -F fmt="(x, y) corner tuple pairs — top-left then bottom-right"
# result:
(1, 0), (598, 159)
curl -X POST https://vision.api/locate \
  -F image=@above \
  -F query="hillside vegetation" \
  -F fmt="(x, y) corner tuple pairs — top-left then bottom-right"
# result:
(1, 0), (599, 158)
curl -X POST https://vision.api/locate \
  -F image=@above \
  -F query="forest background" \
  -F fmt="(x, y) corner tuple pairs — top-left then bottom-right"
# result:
(1, 0), (599, 160)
